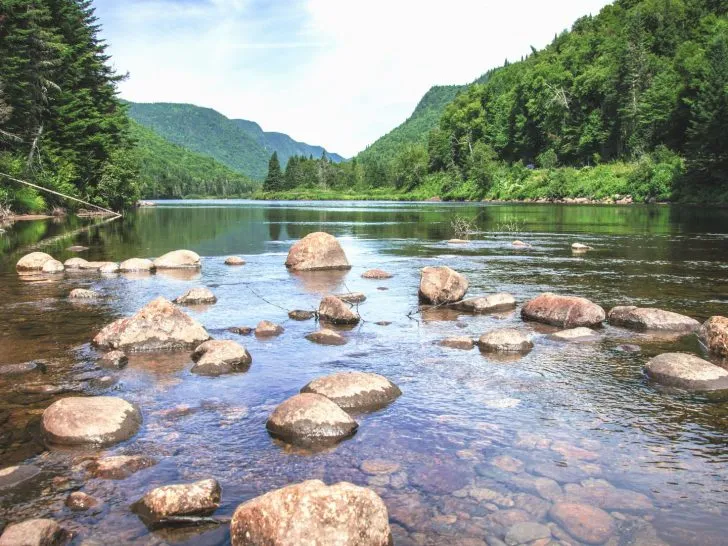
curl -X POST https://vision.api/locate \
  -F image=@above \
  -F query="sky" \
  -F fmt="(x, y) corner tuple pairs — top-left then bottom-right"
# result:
(95, 0), (614, 158)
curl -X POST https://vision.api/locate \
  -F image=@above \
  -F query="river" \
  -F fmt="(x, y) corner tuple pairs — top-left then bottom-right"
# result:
(1, 200), (727, 545)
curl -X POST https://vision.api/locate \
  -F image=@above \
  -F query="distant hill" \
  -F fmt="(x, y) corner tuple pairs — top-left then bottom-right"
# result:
(126, 102), (344, 180)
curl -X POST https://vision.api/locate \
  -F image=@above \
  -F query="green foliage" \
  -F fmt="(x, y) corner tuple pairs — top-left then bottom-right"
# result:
(391, 144), (428, 191)
(263, 152), (283, 192)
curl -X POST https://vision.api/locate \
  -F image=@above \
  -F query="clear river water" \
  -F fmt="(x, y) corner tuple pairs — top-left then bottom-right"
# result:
(0, 200), (727, 545)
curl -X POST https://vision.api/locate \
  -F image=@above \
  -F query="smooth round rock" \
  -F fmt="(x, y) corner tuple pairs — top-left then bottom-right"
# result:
(98, 262), (119, 274)
(644, 353), (728, 391)
(132, 478), (221, 523)
(522, 292), (605, 328)
(699, 315), (728, 357)
(64, 257), (89, 269)
(153, 249), (201, 269)
(549, 502), (615, 545)
(230, 480), (391, 546)
(41, 396), (142, 446)
(362, 269), (392, 279)
(191, 340), (252, 376)
(479, 329), (533, 353)
(301, 372), (401, 412)
(266, 393), (358, 446)
(255, 320), (284, 337)
(16, 252), (54, 273)
(41, 259), (64, 274)
(285, 232), (351, 271)
(418, 266), (469, 305)
(119, 258), (155, 272)
(505, 522), (551, 545)
(174, 287), (217, 305)
(549, 327), (599, 342)
(66, 491), (99, 511)
(0, 519), (69, 546)
(225, 256), (246, 265)
(319, 295), (360, 325)
(608, 306), (699, 332)
(451, 293), (516, 313)
(306, 329), (347, 346)
(69, 288), (98, 300)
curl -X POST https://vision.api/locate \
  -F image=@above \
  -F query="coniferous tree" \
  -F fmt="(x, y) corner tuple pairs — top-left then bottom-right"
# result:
(263, 151), (282, 191)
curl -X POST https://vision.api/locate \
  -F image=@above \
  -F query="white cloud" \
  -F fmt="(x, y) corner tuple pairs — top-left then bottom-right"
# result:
(96, 0), (613, 157)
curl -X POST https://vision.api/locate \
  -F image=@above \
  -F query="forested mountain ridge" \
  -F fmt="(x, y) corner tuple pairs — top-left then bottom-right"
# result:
(127, 102), (344, 181)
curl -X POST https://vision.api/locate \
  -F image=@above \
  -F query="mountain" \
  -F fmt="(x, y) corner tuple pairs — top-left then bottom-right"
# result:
(130, 120), (256, 198)
(126, 102), (344, 180)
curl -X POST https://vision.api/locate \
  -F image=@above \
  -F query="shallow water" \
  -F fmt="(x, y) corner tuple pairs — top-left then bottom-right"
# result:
(1, 200), (728, 545)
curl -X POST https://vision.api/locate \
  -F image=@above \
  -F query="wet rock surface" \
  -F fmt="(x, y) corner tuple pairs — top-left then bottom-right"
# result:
(419, 266), (469, 305)
(301, 371), (401, 411)
(266, 393), (358, 446)
(63, 257), (88, 269)
(97, 350), (127, 369)
(549, 502), (615, 544)
(0, 464), (40, 490)
(0, 519), (69, 546)
(119, 258), (155, 272)
(230, 480), (391, 546)
(288, 309), (315, 321)
(549, 327), (599, 342)
(41, 260), (64, 274)
(16, 252), (55, 273)
(254, 320), (284, 337)
(318, 295), (360, 325)
(451, 293), (516, 314)
(285, 232), (351, 271)
(479, 329), (533, 353)
(644, 352), (728, 391)
(306, 328), (347, 345)
(608, 306), (699, 332)
(522, 292), (605, 328)
(132, 478), (221, 524)
(65, 491), (99, 511)
(68, 288), (99, 300)
(439, 336), (475, 350)
(224, 256), (246, 265)
(85, 455), (157, 479)
(335, 291), (367, 304)
(174, 287), (217, 305)
(153, 249), (201, 269)
(699, 315), (728, 357)
(93, 297), (211, 351)
(191, 340), (252, 376)
(362, 268), (393, 279)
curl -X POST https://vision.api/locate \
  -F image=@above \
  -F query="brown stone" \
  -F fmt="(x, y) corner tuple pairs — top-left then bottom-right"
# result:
(644, 352), (728, 391)
(153, 249), (201, 269)
(266, 393), (358, 446)
(119, 258), (155, 272)
(362, 269), (392, 279)
(191, 340), (252, 376)
(699, 316), (728, 357)
(289, 310), (315, 321)
(451, 293), (516, 314)
(42, 259), (64, 274)
(69, 288), (99, 300)
(254, 320), (284, 337)
(285, 232), (351, 271)
(86, 455), (157, 479)
(335, 292), (367, 304)
(0, 519), (69, 546)
(301, 371), (401, 411)
(98, 350), (128, 369)
(319, 295), (360, 325)
(522, 293), (605, 328)
(16, 252), (54, 273)
(549, 502), (615, 544)
(230, 480), (391, 545)
(132, 478), (221, 523)
(549, 327), (599, 342)
(64, 257), (88, 269)
(608, 306), (699, 332)
(306, 329), (347, 346)
(478, 329), (533, 353)
(65, 491), (99, 511)
(174, 287), (217, 305)
(0, 465), (40, 490)
(419, 266), (468, 305)
(361, 459), (401, 475)
(439, 336), (475, 350)
(224, 256), (246, 266)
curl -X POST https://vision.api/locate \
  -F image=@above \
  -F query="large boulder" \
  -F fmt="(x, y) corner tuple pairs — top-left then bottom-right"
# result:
(42, 396), (141, 446)
(285, 232), (351, 271)
(16, 252), (54, 273)
(699, 316), (728, 357)
(0, 519), (69, 546)
(319, 295), (360, 325)
(119, 258), (155, 272)
(549, 502), (615, 545)
(191, 340), (252, 376)
(479, 329), (533, 353)
(522, 292), (605, 328)
(418, 266), (468, 305)
(644, 353), (728, 391)
(174, 287), (217, 305)
(230, 480), (391, 546)
(93, 297), (210, 352)
(306, 329), (347, 346)
(132, 478), (221, 524)
(608, 306), (699, 332)
(266, 393), (358, 446)
(451, 293), (516, 314)
(301, 372), (401, 412)
(153, 249), (201, 269)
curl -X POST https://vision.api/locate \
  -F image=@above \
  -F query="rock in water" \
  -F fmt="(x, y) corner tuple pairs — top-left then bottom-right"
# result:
(225, 256), (246, 265)
(266, 393), (358, 446)
(571, 242), (592, 250)
(549, 327), (599, 342)
(230, 480), (391, 546)
(521, 292), (605, 328)
(98, 350), (128, 369)
(608, 306), (699, 332)
(0, 465), (40, 491)
(549, 502), (615, 545)
(93, 297), (210, 352)
(0, 519), (70, 546)
(42, 259), (65, 274)
(512, 240), (531, 248)
(285, 232), (351, 271)
(439, 337), (475, 350)
(306, 329), (347, 346)
(254, 320), (284, 337)
(334, 292), (367, 304)
(86, 455), (157, 479)
(174, 287), (217, 305)
(16, 252), (54, 273)
(644, 353), (728, 391)
(42, 396), (141, 446)
(98, 262), (120, 274)
(191, 340), (252, 376)
(289, 309), (315, 321)
(119, 258), (155, 272)
(362, 269), (392, 279)
(699, 316), (728, 357)
(451, 293), (516, 313)
(505, 522), (551, 545)
(319, 295), (360, 325)
(69, 288), (98, 300)
(132, 479), (221, 524)
(300, 371), (401, 411)
(65, 492), (99, 511)
(418, 266), (469, 305)
(153, 249), (201, 269)
(64, 257), (88, 269)
(479, 329), (533, 353)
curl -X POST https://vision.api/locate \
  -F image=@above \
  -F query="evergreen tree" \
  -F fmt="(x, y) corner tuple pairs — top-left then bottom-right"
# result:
(264, 151), (282, 191)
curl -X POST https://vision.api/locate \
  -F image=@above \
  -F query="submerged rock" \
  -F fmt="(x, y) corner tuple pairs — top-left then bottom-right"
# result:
(0, 360), (46, 376)
(16, 252), (55, 273)
(93, 297), (211, 352)
(67, 245), (88, 252)
(98, 350), (128, 369)
(571, 243), (592, 251)
(254, 320), (284, 337)
(65, 492), (99, 511)
(319, 295), (360, 325)
(98, 262), (120, 274)
(439, 336), (475, 350)
(63, 257), (88, 269)
(549, 327), (599, 342)
(0, 519), (70, 546)
(42, 396), (142, 446)
(699, 316), (728, 357)
(549, 502), (615, 545)
(69, 288), (98, 300)
(191, 340), (252, 376)
(608, 306), (699, 332)
(289, 309), (315, 321)
(174, 287), (217, 305)
(644, 352), (728, 391)
(301, 371), (401, 411)
(285, 232), (351, 271)
(418, 266), (469, 305)
(0, 464), (40, 491)
(512, 240), (531, 248)
(522, 292), (605, 328)
(451, 293), (516, 314)
(266, 393), (358, 446)
(448, 238), (469, 244)
(153, 249), (201, 269)
(479, 329), (533, 353)
(229, 326), (253, 335)
(86, 455), (157, 479)
(362, 268), (392, 279)
(119, 258), (155, 272)
(132, 478), (221, 524)
(504, 522), (551, 545)
(230, 480), (391, 546)
(224, 256), (246, 266)
(335, 292), (367, 304)
(42, 259), (65, 274)
(306, 329), (347, 346)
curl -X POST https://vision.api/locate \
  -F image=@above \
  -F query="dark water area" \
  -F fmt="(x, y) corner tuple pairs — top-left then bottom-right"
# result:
(1, 200), (728, 545)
